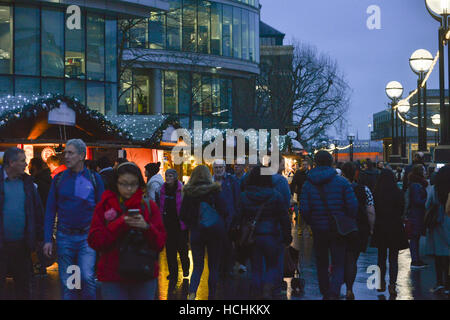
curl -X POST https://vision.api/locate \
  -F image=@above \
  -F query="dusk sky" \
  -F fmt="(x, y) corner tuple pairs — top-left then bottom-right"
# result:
(260, 0), (440, 140)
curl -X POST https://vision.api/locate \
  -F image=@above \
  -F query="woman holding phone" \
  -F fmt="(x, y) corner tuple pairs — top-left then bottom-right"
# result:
(88, 162), (166, 300)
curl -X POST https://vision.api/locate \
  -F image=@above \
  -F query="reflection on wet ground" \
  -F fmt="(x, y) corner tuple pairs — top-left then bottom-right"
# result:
(3, 224), (449, 300)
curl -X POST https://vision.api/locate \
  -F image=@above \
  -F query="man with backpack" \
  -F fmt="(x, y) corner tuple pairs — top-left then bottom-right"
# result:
(43, 139), (104, 300)
(300, 151), (358, 300)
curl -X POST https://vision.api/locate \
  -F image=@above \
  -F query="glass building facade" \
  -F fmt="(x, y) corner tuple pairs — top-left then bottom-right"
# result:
(0, 3), (118, 114)
(127, 0), (260, 63)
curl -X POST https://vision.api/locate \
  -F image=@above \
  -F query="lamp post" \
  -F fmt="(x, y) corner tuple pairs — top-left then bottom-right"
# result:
(348, 134), (355, 162)
(409, 49), (434, 152)
(332, 139), (339, 164)
(385, 81), (403, 161)
(432, 113), (441, 146)
(398, 100), (410, 159)
(425, 0), (449, 148)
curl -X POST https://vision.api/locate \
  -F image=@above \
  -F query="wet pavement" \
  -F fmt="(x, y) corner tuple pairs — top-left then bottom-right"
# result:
(3, 222), (449, 300)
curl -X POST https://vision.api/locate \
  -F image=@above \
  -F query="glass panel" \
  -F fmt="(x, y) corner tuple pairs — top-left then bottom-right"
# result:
(105, 18), (117, 82)
(182, 0), (197, 52)
(129, 19), (147, 48)
(0, 75), (12, 95)
(149, 12), (165, 49)
(192, 73), (201, 115)
(163, 71), (177, 114)
(105, 83), (118, 115)
(87, 14), (105, 81)
(15, 6), (39, 76)
(198, 0), (210, 54)
(241, 9), (249, 61)
(119, 69), (132, 114)
(0, 6), (12, 74)
(210, 3), (221, 55)
(65, 79), (86, 105)
(255, 14), (260, 63)
(42, 8), (64, 77)
(134, 74), (150, 114)
(201, 75), (212, 115)
(15, 77), (40, 96)
(211, 76), (220, 115)
(232, 7), (241, 59)
(41, 78), (63, 95)
(65, 9), (85, 79)
(167, 0), (181, 51)
(222, 5), (232, 57)
(249, 12), (255, 62)
(178, 71), (191, 115)
(87, 82), (105, 114)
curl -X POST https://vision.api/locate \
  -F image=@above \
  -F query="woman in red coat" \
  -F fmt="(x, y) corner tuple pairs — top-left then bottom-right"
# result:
(88, 162), (166, 300)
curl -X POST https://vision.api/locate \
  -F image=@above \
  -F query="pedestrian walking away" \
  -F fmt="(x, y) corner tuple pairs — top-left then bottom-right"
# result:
(299, 151), (358, 300)
(180, 165), (228, 300)
(88, 162), (166, 300)
(159, 169), (190, 285)
(370, 169), (409, 297)
(0, 147), (44, 300)
(43, 139), (105, 300)
(145, 162), (164, 202)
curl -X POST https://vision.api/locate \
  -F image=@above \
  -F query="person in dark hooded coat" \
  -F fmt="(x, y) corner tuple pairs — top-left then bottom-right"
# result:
(237, 165), (292, 299)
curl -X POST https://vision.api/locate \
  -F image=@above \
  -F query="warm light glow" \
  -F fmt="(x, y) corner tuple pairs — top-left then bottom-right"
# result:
(385, 81), (403, 100)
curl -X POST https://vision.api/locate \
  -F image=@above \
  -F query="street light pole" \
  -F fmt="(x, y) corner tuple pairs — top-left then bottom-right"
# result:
(348, 135), (355, 162)
(385, 81), (403, 162)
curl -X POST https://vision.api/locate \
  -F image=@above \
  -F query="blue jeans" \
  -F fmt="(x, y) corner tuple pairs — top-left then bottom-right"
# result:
(189, 226), (224, 299)
(409, 236), (421, 263)
(251, 235), (283, 295)
(312, 230), (346, 299)
(100, 280), (157, 300)
(56, 231), (97, 300)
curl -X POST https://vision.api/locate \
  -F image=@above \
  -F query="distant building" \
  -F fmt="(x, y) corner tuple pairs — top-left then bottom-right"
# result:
(333, 139), (383, 163)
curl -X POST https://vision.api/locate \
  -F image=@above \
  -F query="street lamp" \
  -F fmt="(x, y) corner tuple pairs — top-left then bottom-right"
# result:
(385, 81), (403, 159)
(425, 0), (449, 148)
(348, 134), (355, 162)
(397, 100), (410, 159)
(432, 113), (441, 145)
(409, 49), (434, 152)
(333, 139), (339, 164)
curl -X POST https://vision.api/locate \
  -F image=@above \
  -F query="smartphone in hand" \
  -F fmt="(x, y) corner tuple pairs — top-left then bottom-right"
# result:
(127, 209), (140, 217)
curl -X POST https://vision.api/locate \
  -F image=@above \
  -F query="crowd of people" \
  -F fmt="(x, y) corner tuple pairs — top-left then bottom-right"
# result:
(0, 139), (449, 300)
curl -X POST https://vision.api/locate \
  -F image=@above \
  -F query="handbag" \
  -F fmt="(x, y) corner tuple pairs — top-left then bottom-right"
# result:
(118, 202), (159, 281)
(317, 185), (358, 241)
(198, 201), (223, 230)
(237, 199), (270, 247)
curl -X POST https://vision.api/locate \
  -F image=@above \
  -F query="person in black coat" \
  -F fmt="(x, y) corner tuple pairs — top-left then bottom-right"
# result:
(29, 158), (52, 208)
(96, 156), (114, 191)
(370, 169), (409, 297)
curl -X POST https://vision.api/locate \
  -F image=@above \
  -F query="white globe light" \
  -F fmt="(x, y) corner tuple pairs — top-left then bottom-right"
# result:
(397, 100), (410, 113)
(329, 143), (335, 150)
(385, 81), (403, 100)
(426, 0), (450, 18)
(409, 49), (434, 74)
(432, 114), (441, 125)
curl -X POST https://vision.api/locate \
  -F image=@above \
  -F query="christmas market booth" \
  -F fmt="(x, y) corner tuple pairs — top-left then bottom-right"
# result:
(0, 95), (180, 175)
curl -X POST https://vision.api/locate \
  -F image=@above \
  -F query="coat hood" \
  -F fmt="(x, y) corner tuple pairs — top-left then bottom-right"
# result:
(307, 166), (337, 186)
(182, 182), (221, 198)
(240, 186), (279, 211)
(149, 173), (164, 186)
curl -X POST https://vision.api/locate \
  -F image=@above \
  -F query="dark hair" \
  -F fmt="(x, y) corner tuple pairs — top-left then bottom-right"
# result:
(314, 150), (333, 167)
(97, 156), (112, 170)
(365, 159), (374, 170)
(145, 162), (161, 177)
(47, 155), (61, 166)
(374, 169), (399, 201)
(29, 157), (48, 174)
(246, 165), (273, 188)
(111, 162), (146, 196)
(435, 165), (450, 205)
(3, 147), (24, 168)
(341, 162), (355, 182)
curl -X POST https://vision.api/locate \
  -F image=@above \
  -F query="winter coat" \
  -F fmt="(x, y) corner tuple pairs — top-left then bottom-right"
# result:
(88, 189), (166, 282)
(159, 181), (186, 231)
(407, 181), (427, 238)
(272, 174), (291, 209)
(358, 169), (379, 193)
(147, 174), (164, 202)
(425, 186), (450, 256)
(350, 183), (371, 253)
(33, 168), (52, 208)
(290, 169), (308, 197)
(239, 186), (292, 245)
(299, 166), (358, 232)
(99, 167), (114, 191)
(214, 173), (240, 231)
(179, 182), (228, 231)
(0, 166), (44, 250)
(371, 186), (409, 250)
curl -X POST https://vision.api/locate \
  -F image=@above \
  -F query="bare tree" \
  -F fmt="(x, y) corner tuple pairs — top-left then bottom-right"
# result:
(237, 41), (350, 148)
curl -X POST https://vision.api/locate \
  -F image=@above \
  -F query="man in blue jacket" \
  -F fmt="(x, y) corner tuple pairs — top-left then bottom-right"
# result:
(0, 147), (44, 299)
(300, 151), (358, 300)
(43, 139), (104, 300)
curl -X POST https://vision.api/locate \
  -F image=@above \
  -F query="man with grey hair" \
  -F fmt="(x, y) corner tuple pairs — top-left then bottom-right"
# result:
(0, 147), (44, 299)
(43, 139), (104, 300)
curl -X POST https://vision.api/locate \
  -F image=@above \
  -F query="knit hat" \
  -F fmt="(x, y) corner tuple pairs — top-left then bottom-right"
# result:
(165, 168), (178, 179)
(145, 162), (161, 177)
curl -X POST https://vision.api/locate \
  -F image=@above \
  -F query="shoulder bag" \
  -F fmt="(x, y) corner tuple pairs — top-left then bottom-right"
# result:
(237, 199), (271, 248)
